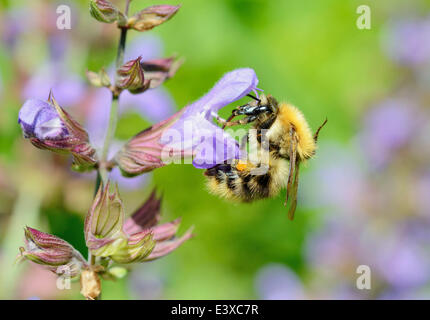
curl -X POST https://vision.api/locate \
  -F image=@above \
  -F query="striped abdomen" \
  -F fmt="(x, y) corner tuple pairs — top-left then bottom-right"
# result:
(204, 159), (289, 202)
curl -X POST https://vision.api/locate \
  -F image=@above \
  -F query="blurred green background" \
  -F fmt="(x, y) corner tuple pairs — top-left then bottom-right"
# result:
(1, 0), (430, 299)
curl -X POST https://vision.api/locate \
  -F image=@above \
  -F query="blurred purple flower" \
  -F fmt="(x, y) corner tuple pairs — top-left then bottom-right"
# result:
(302, 143), (366, 214)
(360, 99), (418, 168)
(22, 63), (86, 108)
(306, 219), (365, 272)
(1, 8), (33, 50)
(166, 68), (259, 169)
(48, 33), (69, 62)
(374, 234), (430, 288)
(416, 171), (430, 217)
(129, 263), (165, 299)
(125, 34), (164, 62)
(255, 263), (305, 300)
(384, 16), (430, 66)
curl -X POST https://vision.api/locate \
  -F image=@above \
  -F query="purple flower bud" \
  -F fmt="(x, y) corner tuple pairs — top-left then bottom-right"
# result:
(19, 227), (86, 278)
(127, 5), (180, 32)
(18, 93), (97, 171)
(116, 57), (150, 94)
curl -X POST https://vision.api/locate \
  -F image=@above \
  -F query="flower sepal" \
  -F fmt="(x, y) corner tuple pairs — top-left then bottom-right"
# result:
(85, 183), (192, 264)
(116, 56), (150, 94)
(18, 227), (87, 278)
(89, 0), (126, 24)
(126, 5), (180, 32)
(86, 68), (111, 88)
(115, 109), (188, 176)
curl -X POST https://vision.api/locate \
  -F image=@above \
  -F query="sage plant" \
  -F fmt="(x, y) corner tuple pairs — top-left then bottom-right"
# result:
(17, 0), (190, 300)
(17, 0), (260, 299)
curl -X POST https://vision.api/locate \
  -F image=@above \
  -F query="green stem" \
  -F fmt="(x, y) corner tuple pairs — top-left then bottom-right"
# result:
(101, 97), (119, 165)
(98, 1), (131, 185)
(86, 0), (132, 302)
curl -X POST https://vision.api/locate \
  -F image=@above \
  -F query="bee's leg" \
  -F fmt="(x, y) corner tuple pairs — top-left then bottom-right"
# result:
(212, 112), (229, 126)
(313, 118), (328, 142)
(223, 115), (258, 127)
(236, 104), (272, 116)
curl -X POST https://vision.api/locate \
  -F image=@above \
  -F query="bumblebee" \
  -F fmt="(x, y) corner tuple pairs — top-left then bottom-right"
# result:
(204, 94), (326, 220)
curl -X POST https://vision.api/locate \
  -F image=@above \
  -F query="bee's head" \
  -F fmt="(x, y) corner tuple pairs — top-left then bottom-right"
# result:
(225, 94), (280, 128)
(246, 94), (279, 115)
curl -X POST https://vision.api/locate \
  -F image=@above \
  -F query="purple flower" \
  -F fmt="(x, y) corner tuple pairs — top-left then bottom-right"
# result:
(255, 264), (305, 300)
(18, 95), (96, 171)
(116, 68), (259, 176)
(166, 68), (259, 169)
(19, 99), (68, 141)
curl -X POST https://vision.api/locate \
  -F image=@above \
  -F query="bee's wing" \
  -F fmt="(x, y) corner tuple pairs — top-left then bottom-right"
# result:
(285, 128), (299, 220)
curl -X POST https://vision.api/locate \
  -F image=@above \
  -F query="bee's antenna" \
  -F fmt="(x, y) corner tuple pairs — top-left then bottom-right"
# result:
(313, 118), (328, 142)
(246, 94), (261, 103)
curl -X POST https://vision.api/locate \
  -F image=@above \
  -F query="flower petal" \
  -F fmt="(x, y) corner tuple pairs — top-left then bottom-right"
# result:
(167, 68), (257, 168)
(180, 68), (258, 121)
